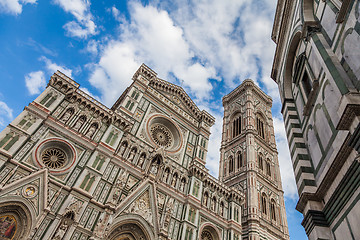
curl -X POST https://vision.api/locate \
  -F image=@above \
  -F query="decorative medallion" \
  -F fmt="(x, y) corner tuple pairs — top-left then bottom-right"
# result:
(22, 185), (38, 198)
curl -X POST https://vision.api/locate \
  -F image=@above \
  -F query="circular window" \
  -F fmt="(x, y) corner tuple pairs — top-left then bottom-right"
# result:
(41, 148), (66, 169)
(33, 138), (76, 175)
(150, 124), (173, 148)
(147, 115), (182, 152)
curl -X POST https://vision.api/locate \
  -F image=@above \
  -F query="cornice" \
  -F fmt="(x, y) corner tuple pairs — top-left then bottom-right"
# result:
(222, 79), (272, 106)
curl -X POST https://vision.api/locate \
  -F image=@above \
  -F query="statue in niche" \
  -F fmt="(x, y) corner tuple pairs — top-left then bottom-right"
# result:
(60, 108), (73, 123)
(179, 179), (185, 192)
(74, 116), (86, 131)
(220, 204), (224, 216)
(85, 124), (97, 138)
(137, 154), (145, 168)
(203, 193), (209, 206)
(211, 199), (216, 211)
(162, 169), (169, 183)
(150, 155), (162, 176)
(119, 142), (127, 156)
(171, 175), (177, 187)
(150, 162), (159, 175)
(128, 148), (136, 161)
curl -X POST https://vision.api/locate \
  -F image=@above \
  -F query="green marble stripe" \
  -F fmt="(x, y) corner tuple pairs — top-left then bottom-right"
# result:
(324, 161), (360, 224)
(293, 154), (310, 171)
(288, 132), (304, 148)
(312, 34), (349, 95)
(285, 114), (299, 130)
(296, 166), (315, 183)
(291, 142), (307, 156)
(299, 179), (317, 194)
(287, 123), (301, 137)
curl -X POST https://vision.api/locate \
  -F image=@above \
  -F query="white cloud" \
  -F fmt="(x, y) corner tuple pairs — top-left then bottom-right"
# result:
(86, 39), (98, 55)
(40, 56), (73, 77)
(54, 0), (96, 38)
(89, 3), (217, 106)
(25, 71), (46, 95)
(0, 0), (36, 15)
(273, 116), (298, 199)
(0, 101), (13, 127)
(205, 111), (223, 178)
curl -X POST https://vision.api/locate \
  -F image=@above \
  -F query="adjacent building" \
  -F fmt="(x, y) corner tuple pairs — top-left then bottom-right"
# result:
(0, 64), (288, 240)
(271, 0), (360, 239)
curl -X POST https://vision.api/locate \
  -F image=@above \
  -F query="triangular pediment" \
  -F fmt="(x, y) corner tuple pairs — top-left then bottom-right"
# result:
(114, 179), (160, 233)
(0, 169), (48, 219)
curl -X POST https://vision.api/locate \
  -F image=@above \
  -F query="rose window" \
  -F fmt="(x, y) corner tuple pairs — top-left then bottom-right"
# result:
(150, 124), (173, 148)
(41, 148), (67, 169)
(146, 116), (183, 152)
(33, 138), (76, 175)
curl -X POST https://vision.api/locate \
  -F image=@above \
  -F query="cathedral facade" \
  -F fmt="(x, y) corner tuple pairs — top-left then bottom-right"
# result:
(0, 64), (288, 240)
(271, 0), (360, 239)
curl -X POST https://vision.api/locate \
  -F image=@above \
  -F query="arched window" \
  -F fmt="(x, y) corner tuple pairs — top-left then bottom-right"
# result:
(256, 115), (265, 139)
(229, 156), (234, 174)
(261, 193), (267, 215)
(232, 115), (242, 138)
(258, 154), (263, 171)
(266, 161), (271, 177)
(0, 132), (19, 151)
(18, 114), (36, 130)
(237, 152), (243, 169)
(40, 92), (57, 108)
(271, 199), (276, 221)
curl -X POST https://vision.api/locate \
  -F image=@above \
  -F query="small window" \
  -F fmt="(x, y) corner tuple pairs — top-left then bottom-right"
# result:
(232, 116), (241, 138)
(229, 157), (234, 174)
(258, 154), (263, 171)
(261, 193), (267, 215)
(301, 71), (312, 98)
(266, 161), (271, 177)
(271, 200), (276, 221)
(256, 117), (265, 139)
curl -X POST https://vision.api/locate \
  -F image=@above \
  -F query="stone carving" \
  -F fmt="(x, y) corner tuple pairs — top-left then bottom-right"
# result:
(137, 153), (145, 168)
(86, 124), (97, 138)
(53, 221), (68, 240)
(93, 210), (113, 238)
(128, 148), (136, 161)
(163, 198), (174, 229)
(126, 191), (152, 226)
(60, 108), (73, 123)
(109, 170), (127, 204)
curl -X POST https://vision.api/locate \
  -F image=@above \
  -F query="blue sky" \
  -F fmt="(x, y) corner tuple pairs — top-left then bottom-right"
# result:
(0, 0), (306, 238)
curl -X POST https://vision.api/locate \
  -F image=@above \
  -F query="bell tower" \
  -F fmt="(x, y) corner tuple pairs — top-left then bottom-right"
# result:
(219, 79), (289, 240)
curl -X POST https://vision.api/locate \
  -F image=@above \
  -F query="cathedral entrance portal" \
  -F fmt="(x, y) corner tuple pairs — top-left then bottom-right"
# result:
(108, 223), (149, 240)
